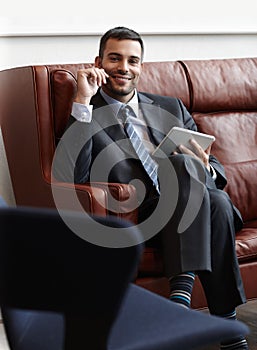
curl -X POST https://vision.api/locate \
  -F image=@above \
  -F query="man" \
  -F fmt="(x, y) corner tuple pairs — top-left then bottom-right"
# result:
(54, 27), (248, 349)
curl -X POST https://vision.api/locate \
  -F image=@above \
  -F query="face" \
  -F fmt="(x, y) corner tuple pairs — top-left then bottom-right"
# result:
(95, 38), (143, 103)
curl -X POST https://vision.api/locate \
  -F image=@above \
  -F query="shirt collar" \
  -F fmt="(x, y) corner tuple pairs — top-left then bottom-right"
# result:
(100, 88), (139, 118)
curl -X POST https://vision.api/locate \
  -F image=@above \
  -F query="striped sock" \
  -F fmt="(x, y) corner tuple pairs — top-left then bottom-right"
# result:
(169, 272), (195, 308)
(220, 310), (248, 350)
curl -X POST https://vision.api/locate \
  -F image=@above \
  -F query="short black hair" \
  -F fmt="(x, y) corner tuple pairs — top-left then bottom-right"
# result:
(98, 26), (144, 61)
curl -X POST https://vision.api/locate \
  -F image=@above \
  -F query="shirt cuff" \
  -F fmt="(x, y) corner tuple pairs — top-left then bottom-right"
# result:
(209, 164), (217, 180)
(71, 102), (93, 122)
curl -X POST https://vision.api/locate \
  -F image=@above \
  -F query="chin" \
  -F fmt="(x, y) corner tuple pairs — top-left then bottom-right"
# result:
(115, 85), (134, 96)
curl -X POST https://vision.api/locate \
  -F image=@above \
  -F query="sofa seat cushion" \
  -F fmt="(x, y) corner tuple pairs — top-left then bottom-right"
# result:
(236, 228), (257, 263)
(138, 227), (257, 276)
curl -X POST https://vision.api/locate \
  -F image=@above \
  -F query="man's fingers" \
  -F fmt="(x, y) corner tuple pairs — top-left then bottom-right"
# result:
(78, 67), (109, 86)
(179, 140), (210, 169)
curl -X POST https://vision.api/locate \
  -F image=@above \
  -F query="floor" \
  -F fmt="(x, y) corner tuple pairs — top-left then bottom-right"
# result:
(200, 299), (257, 349)
(0, 300), (256, 349)
(0, 315), (8, 350)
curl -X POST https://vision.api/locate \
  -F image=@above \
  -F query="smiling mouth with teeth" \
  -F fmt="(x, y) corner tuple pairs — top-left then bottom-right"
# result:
(112, 76), (132, 83)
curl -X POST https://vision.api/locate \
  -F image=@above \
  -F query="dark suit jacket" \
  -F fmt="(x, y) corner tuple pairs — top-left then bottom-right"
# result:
(54, 90), (227, 194)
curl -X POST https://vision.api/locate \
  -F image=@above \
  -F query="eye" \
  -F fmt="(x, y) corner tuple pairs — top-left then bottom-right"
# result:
(108, 55), (120, 62)
(129, 58), (140, 65)
(110, 57), (119, 62)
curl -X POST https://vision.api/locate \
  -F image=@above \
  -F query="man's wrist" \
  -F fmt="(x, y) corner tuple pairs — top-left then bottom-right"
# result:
(74, 95), (91, 106)
(71, 102), (93, 122)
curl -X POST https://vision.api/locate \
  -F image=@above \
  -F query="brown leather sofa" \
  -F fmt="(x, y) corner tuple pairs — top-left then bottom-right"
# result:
(0, 57), (257, 309)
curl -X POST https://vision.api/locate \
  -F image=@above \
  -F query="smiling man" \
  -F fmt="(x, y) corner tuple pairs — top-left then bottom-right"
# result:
(54, 27), (248, 350)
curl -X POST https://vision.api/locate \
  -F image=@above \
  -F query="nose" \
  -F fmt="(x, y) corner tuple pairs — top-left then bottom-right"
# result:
(117, 59), (129, 73)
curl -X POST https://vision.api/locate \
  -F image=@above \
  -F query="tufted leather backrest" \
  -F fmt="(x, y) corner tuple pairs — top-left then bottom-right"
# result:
(138, 61), (190, 108)
(46, 64), (92, 140)
(184, 58), (257, 223)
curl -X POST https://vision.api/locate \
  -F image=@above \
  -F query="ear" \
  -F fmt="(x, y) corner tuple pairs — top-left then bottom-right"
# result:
(94, 56), (102, 68)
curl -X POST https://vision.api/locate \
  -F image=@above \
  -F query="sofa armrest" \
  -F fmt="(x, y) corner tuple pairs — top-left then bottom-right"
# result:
(50, 181), (138, 222)
(90, 182), (138, 223)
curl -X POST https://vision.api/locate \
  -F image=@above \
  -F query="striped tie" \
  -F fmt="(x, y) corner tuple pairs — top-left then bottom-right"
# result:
(119, 105), (160, 194)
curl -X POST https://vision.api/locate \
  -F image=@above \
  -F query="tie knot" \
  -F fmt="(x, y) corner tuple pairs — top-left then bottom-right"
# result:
(119, 105), (136, 123)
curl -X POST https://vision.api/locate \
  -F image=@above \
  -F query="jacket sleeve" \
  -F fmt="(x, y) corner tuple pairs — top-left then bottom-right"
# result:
(52, 116), (93, 184)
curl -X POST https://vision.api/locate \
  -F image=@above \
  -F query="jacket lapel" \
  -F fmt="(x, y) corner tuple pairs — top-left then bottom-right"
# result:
(91, 92), (125, 137)
(91, 92), (137, 156)
(138, 93), (171, 145)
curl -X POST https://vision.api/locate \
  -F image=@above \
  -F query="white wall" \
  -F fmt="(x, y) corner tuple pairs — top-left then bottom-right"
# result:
(1, 33), (257, 71)
(1, 0), (257, 70)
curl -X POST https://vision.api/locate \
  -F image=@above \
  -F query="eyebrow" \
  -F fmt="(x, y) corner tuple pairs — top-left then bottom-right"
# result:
(107, 52), (141, 61)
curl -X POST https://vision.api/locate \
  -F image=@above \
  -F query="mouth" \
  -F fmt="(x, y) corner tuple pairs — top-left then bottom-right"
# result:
(111, 75), (132, 84)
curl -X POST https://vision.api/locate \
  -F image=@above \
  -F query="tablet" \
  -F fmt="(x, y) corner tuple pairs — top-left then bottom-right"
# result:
(152, 126), (215, 156)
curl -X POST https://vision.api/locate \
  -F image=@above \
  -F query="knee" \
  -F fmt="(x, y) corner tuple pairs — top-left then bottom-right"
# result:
(209, 189), (234, 219)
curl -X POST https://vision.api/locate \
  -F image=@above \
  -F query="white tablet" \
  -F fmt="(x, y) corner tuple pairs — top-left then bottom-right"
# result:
(152, 126), (215, 156)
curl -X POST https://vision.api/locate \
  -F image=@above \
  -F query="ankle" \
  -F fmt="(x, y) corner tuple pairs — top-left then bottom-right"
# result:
(169, 272), (195, 308)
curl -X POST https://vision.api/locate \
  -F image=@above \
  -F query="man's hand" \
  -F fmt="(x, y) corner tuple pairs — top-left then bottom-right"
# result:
(74, 67), (109, 105)
(175, 139), (211, 171)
